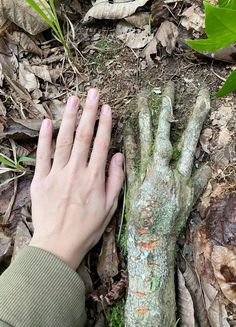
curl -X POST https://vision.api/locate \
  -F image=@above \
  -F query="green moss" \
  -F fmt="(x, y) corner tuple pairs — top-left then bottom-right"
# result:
(118, 223), (128, 255)
(147, 91), (162, 124)
(107, 299), (125, 327)
(89, 40), (118, 69)
(171, 144), (181, 162)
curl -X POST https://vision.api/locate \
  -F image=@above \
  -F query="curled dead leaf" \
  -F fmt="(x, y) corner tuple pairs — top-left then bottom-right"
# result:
(0, 0), (49, 35)
(156, 21), (178, 54)
(6, 31), (42, 55)
(212, 245), (236, 305)
(83, 0), (149, 22)
(181, 4), (205, 32)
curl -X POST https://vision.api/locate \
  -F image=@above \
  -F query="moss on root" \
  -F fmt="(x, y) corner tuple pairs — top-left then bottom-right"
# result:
(107, 299), (125, 327)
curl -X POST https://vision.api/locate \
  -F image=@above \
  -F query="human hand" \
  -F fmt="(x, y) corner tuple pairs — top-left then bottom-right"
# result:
(30, 89), (124, 270)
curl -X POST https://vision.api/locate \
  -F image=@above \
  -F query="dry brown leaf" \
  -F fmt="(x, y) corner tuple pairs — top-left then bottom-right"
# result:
(181, 4), (205, 32)
(83, 0), (149, 22)
(212, 246), (236, 305)
(201, 279), (230, 327)
(124, 12), (150, 28)
(27, 64), (52, 83)
(200, 128), (213, 154)
(180, 257), (211, 327)
(116, 22), (153, 49)
(97, 219), (119, 283)
(151, 0), (169, 26)
(156, 20), (178, 54)
(141, 37), (158, 66)
(0, 0), (49, 35)
(11, 220), (31, 260)
(177, 268), (195, 327)
(0, 98), (6, 116)
(0, 231), (11, 258)
(6, 31), (42, 55)
(218, 127), (231, 147)
(0, 38), (17, 79)
(19, 62), (38, 93)
(210, 104), (234, 128)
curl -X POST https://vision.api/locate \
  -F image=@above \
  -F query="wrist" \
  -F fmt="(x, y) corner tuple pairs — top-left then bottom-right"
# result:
(29, 237), (84, 270)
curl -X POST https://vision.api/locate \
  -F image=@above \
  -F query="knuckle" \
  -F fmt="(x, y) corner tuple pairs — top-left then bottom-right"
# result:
(76, 129), (93, 144)
(96, 138), (109, 151)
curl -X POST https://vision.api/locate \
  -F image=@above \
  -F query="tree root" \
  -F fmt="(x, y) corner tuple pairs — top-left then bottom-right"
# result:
(124, 82), (211, 327)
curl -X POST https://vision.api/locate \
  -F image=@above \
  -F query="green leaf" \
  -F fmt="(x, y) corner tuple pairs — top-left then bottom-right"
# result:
(0, 155), (16, 169)
(186, 2), (236, 51)
(17, 156), (35, 164)
(218, 0), (236, 9)
(216, 69), (236, 96)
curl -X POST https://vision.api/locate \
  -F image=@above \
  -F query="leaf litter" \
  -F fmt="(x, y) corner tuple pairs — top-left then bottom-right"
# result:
(0, 0), (235, 325)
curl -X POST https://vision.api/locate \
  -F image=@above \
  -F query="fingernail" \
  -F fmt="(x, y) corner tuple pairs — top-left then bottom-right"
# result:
(101, 105), (111, 115)
(88, 88), (98, 100)
(42, 118), (51, 129)
(67, 96), (79, 108)
(114, 153), (123, 166)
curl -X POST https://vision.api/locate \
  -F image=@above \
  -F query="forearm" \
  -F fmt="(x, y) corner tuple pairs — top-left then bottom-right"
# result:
(0, 246), (86, 327)
(126, 223), (176, 327)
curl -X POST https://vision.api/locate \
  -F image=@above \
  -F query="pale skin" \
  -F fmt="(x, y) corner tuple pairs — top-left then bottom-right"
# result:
(30, 88), (124, 270)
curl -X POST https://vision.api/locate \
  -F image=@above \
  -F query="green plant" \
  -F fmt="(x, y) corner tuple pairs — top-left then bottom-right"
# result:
(187, 0), (236, 96)
(0, 153), (34, 186)
(25, 0), (69, 54)
(107, 299), (125, 327)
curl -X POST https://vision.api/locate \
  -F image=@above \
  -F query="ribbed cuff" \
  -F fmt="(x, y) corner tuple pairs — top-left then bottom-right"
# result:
(0, 246), (86, 327)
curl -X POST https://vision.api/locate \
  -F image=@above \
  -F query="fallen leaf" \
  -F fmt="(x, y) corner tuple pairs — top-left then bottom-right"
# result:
(19, 62), (38, 92)
(116, 22), (153, 49)
(212, 245), (236, 305)
(0, 231), (11, 257)
(179, 255), (211, 326)
(156, 20), (178, 54)
(141, 37), (158, 66)
(218, 127), (232, 147)
(210, 105), (234, 128)
(181, 4), (205, 32)
(0, 98), (6, 115)
(0, 38), (17, 79)
(24, 63), (52, 83)
(11, 220), (31, 260)
(124, 12), (150, 28)
(97, 219), (119, 283)
(200, 128), (213, 154)
(205, 194), (236, 246)
(151, 0), (169, 26)
(201, 279), (230, 327)
(0, 0), (49, 35)
(6, 31), (42, 55)
(177, 268), (195, 327)
(83, 0), (149, 22)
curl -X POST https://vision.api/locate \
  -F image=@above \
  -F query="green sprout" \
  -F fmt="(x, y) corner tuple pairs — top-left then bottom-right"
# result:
(25, 0), (69, 54)
(0, 153), (35, 186)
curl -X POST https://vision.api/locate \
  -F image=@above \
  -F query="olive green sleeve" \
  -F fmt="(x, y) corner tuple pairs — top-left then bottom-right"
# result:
(0, 246), (86, 327)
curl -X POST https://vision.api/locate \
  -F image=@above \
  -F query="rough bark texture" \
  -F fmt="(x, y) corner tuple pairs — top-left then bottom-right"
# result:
(124, 82), (211, 326)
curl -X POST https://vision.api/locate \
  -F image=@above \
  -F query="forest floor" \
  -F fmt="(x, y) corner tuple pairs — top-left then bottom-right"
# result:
(0, 1), (235, 326)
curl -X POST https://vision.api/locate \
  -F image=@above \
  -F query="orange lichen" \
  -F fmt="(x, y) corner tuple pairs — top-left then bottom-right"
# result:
(138, 240), (159, 250)
(136, 307), (149, 314)
(138, 227), (148, 235)
(135, 291), (146, 297)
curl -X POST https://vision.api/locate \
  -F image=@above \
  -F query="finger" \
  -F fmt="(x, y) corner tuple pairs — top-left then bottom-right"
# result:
(177, 87), (210, 179)
(34, 119), (52, 179)
(88, 104), (112, 172)
(154, 81), (175, 171)
(53, 96), (79, 169)
(138, 91), (152, 166)
(70, 88), (99, 167)
(105, 153), (124, 212)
